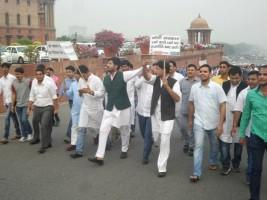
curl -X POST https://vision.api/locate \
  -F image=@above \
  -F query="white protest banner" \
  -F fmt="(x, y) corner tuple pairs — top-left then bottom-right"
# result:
(149, 35), (181, 56)
(47, 41), (78, 61)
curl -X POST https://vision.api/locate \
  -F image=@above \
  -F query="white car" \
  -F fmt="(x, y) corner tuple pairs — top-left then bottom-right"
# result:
(5, 46), (29, 64)
(0, 47), (9, 64)
(36, 45), (50, 62)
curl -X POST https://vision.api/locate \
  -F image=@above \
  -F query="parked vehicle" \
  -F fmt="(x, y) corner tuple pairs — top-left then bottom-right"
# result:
(5, 46), (29, 64)
(36, 45), (50, 62)
(0, 46), (9, 64)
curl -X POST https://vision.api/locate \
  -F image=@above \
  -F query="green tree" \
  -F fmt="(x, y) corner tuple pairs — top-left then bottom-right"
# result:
(56, 35), (72, 41)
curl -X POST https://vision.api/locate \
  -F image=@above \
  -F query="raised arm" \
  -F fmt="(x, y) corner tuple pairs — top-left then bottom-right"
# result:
(123, 67), (143, 82)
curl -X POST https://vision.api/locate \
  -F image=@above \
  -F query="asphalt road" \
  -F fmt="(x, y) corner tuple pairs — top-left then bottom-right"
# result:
(0, 104), (266, 200)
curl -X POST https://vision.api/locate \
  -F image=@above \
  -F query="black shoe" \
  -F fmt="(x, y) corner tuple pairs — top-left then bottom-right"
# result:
(183, 144), (189, 153)
(188, 148), (194, 156)
(38, 148), (46, 154)
(88, 157), (104, 166)
(70, 153), (83, 159)
(30, 139), (40, 145)
(233, 167), (241, 173)
(157, 172), (167, 178)
(44, 144), (52, 149)
(130, 132), (135, 138)
(120, 152), (128, 159)
(142, 159), (149, 165)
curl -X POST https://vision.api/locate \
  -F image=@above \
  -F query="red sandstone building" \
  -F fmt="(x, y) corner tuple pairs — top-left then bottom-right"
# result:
(0, 0), (56, 45)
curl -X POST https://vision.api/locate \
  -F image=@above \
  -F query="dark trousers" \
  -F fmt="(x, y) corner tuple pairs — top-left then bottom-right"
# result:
(249, 133), (267, 200)
(66, 100), (73, 138)
(219, 139), (243, 169)
(32, 106), (54, 148)
(4, 103), (21, 139)
(138, 114), (153, 160)
(232, 143), (243, 169)
(246, 136), (253, 183)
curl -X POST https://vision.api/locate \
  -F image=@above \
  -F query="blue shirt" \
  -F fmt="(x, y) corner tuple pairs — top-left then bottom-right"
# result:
(66, 80), (82, 115)
(59, 78), (76, 100)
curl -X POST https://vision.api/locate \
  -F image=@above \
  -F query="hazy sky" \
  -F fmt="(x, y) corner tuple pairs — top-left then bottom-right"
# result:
(55, 0), (267, 46)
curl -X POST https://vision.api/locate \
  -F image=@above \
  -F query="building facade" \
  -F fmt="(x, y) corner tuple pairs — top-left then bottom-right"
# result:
(0, 0), (56, 45)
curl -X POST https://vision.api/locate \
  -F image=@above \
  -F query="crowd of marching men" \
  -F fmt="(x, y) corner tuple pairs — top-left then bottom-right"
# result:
(0, 58), (266, 200)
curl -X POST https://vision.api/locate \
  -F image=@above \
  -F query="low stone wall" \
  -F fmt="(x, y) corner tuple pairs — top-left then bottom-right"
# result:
(0, 48), (223, 113)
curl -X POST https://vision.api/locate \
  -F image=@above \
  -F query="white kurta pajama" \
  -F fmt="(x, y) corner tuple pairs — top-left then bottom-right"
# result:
(95, 68), (143, 159)
(78, 74), (105, 136)
(147, 75), (181, 173)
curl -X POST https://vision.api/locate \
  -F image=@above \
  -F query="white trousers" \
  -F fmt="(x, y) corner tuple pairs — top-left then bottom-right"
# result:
(95, 116), (130, 158)
(156, 131), (172, 172)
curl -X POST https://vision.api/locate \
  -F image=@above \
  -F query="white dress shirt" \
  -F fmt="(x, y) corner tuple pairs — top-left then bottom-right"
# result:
(220, 84), (238, 143)
(171, 72), (184, 116)
(189, 81), (227, 130)
(135, 76), (153, 117)
(31, 75), (57, 91)
(0, 73), (16, 104)
(29, 79), (57, 107)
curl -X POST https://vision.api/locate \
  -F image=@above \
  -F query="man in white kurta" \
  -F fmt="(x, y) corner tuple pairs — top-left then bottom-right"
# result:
(89, 57), (143, 165)
(75, 65), (105, 155)
(144, 61), (181, 177)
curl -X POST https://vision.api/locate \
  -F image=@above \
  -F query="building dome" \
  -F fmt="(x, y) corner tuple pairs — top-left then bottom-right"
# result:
(190, 14), (209, 29)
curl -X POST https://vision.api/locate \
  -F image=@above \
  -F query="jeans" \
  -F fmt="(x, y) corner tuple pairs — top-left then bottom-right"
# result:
(219, 139), (231, 170)
(75, 127), (87, 155)
(179, 113), (194, 148)
(138, 114), (153, 160)
(193, 124), (218, 177)
(246, 136), (253, 183)
(249, 133), (267, 200)
(232, 143), (243, 169)
(66, 100), (73, 138)
(16, 106), (32, 137)
(4, 103), (21, 139)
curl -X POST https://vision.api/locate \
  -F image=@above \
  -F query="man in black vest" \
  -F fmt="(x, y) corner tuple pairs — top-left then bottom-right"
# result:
(219, 66), (247, 175)
(89, 57), (143, 165)
(143, 60), (181, 177)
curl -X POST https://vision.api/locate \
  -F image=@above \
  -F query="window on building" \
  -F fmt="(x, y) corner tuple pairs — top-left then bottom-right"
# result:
(17, 14), (21, 25)
(17, 0), (20, 5)
(5, 13), (9, 26)
(27, 15), (31, 26)
(27, 0), (31, 6)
